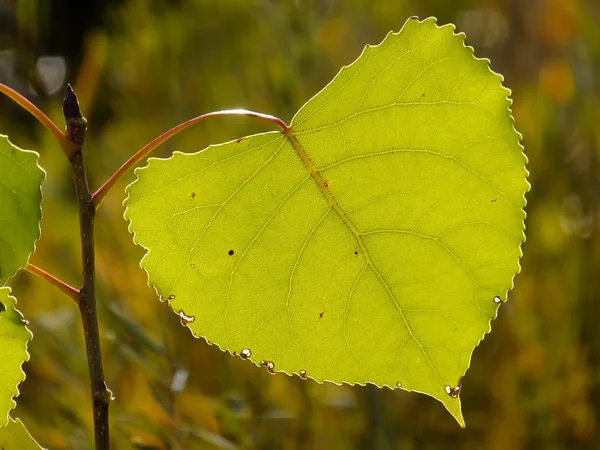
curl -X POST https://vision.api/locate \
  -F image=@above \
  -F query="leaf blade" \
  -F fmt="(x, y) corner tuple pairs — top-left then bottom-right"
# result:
(0, 135), (45, 285)
(124, 17), (528, 426)
(0, 417), (44, 449)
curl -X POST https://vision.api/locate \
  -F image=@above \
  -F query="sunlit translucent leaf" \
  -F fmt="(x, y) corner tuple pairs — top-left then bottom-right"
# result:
(124, 17), (528, 425)
(0, 417), (44, 449)
(0, 135), (45, 285)
(0, 288), (32, 426)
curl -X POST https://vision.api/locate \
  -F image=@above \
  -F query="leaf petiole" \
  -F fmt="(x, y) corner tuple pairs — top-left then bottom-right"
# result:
(92, 109), (289, 208)
(0, 83), (77, 159)
(25, 263), (80, 304)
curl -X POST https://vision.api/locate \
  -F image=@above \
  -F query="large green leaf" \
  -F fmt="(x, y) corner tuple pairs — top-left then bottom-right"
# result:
(124, 17), (528, 425)
(0, 135), (45, 285)
(0, 288), (32, 426)
(0, 417), (44, 449)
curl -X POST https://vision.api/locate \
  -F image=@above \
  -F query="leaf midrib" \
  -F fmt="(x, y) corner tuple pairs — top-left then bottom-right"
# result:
(284, 128), (447, 390)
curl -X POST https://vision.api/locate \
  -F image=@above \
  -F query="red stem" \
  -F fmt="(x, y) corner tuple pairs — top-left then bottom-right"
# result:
(92, 109), (289, 207)
(25, 263), (80, 304)
(0, 83), (77, 158)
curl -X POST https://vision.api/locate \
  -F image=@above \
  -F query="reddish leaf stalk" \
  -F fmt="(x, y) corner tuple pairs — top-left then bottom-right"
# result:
(92, 109), (289, 207)
(0, 82), (77, 158)
(25, 263), (80, 304)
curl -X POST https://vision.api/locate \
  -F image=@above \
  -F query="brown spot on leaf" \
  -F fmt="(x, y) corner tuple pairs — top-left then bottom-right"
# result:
(491, 198), (497, 203)
(191, 192), (196, 199)
(319, 311), (324, 319)
(228, 249), (235, 256)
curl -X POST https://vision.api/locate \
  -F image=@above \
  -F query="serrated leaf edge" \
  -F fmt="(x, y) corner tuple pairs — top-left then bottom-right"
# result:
(0, 287), (33, 427)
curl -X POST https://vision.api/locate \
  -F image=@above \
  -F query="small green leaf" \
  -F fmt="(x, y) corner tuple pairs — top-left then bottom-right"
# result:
(0, 135), (45, 285)
(124, 17), (528, 425)
(0, 417), (44, 449)
(0, 288), (32, 426)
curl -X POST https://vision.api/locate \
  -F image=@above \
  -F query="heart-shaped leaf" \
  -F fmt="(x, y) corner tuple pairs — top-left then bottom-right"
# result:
(124, 17), (528, 425)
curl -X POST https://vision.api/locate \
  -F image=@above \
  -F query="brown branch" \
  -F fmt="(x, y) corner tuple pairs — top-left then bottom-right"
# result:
(25, 263), (80, 304)
(64, 84), (112, 449)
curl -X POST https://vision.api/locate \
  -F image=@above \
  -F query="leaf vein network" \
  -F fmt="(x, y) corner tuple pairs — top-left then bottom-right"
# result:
(286, 131), (449, 392)
(224, 174), (311, 335)
(293, 29), (428, 128)
(168, 139), (288, 289)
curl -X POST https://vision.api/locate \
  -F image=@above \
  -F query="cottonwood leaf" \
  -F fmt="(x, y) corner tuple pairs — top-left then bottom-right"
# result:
(0, 135), (45, 285)
(124, 17), (528, 425)
(0, 417), (44, 449)
(0, 288), (32, 426)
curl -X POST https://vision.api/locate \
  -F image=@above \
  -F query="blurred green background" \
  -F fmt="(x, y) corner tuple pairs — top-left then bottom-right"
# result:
(1, 0), (599, 448)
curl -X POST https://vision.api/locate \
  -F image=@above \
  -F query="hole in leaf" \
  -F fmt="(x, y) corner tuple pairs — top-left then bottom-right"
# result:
(240, 348), (251, 359)
(178, 310), (195, 326)
(444, 384), (461, 398)
(493, 296), (502, 304)
(299, 370), (307, 379)
(261, 360), (275, 374)
(168, 295), (176, 300)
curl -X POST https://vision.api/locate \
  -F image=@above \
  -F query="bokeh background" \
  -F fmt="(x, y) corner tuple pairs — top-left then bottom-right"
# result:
(1, 0), (599, 448)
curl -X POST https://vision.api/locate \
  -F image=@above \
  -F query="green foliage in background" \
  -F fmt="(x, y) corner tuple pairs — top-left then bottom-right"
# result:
(125, 18), (527, 426)
(1, 0), (598, 448)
